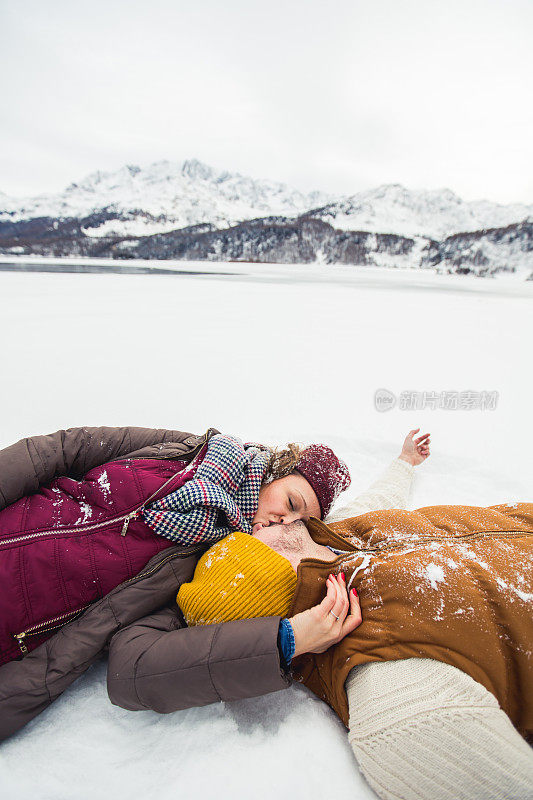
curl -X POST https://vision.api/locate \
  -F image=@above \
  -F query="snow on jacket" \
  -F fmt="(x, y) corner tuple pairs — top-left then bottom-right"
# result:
(1, 432), (531, 800)
(106, 456), (533, 800)
(328, 461), (533, 800)
(290, 502), (533, 738)
(0, 427), (276, 665)
(0, 426), (290, 741)
(0, 450), (207, 665)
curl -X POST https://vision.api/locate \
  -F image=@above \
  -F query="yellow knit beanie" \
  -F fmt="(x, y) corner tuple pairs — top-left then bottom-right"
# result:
(177, 532), (297, 626)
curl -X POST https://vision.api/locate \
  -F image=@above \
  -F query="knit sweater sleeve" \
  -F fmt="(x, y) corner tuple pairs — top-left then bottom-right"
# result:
(326, 457), (415, 522)
(345, 658), (533, 800)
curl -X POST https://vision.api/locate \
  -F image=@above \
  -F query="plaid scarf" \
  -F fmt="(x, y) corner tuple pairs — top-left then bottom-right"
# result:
(142, 434), (271, 546)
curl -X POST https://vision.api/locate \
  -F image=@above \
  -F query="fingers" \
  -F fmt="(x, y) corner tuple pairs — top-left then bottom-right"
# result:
(321, 573), (347, 623)
(342, 589), (362, 636)
(414, 431), (431, 459)
(418, 434), (431, 457)
(330, 573), (349, 622)
(312, 573), (364, 652)
(326, 574), (363, 639)
(319, 574), (338, 616)
(324, 574), (342, 621)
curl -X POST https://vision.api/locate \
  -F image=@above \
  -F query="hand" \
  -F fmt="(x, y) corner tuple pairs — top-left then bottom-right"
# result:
(398, 428), (430, 466)
(288, 572), (362, 658)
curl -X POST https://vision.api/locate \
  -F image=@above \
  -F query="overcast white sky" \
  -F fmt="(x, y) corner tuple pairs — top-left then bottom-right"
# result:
(1, 0), (532, 203)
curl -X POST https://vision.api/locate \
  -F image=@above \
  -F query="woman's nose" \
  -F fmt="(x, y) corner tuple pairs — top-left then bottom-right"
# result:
(280, 512), (299, 525)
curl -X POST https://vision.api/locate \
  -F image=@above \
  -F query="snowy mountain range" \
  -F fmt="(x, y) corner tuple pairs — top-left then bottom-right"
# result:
(306, 184), (533, 240)
(0, 159), (332, 238)
(1, 158), (532, 277)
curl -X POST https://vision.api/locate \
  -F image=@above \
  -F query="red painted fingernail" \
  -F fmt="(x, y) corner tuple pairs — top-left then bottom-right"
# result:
(352, 588), (358, 597)
(340, 572), (345, 581)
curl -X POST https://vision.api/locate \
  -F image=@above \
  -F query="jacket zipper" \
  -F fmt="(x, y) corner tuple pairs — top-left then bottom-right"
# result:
(301, 528), (531, 577)
(13, 544), (206, 654)
(345, 528), (530, 557)
(14, 606), (92, 654)
(119, 438), (208, 536)
(9, 434), (210, 654)
(122, 544), (204, 585)
(289, 527), (532, 617)
(2, 432), (209, 549)
(296, 528), (532, 573)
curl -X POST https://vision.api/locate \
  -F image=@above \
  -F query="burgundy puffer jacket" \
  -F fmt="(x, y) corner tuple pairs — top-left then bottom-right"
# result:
(0, 425), (289, 743)
(0, 450), (207, 665)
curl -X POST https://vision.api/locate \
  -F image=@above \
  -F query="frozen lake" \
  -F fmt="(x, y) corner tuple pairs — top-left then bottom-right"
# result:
(1, 259), (532, 800)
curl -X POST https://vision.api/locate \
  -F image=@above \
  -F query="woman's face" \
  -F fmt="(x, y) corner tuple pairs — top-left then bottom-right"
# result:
(252, 472), (321, 534)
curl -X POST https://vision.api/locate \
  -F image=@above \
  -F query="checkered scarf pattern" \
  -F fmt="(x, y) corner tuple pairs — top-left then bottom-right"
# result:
(142, 434), (271, 546)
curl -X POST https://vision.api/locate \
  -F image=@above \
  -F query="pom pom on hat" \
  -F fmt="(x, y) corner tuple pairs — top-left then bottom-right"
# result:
(295, 444), (351, 518)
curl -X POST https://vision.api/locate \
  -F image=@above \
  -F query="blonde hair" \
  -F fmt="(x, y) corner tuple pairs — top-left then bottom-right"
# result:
(263, 443), (305, 483)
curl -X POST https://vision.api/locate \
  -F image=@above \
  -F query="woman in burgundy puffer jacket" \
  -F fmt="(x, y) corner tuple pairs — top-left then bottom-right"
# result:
(0, 423), (349, 667)
(0, 425), (212, 665)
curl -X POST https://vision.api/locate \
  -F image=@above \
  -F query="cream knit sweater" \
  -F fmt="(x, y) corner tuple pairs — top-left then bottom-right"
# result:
(325, 458), (533, 800)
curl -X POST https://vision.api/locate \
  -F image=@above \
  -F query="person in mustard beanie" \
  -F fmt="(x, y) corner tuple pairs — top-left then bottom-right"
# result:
(175, 428), (533, 800)
(177, 531), (298, 626)
(177, 438), (358, 628)
(177, 438), (361, 630)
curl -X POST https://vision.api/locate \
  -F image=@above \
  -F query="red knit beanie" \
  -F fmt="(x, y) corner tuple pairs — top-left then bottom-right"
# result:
(295, 444), (351, 518)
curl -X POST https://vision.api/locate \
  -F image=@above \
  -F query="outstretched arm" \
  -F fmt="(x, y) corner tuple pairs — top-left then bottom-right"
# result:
(326, 429), (430, 521)
(0, 424), (208, 510)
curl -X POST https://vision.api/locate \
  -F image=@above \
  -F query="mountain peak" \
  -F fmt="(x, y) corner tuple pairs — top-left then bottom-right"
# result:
(360, 183), (462, 206)
(181, 158), (215, 182)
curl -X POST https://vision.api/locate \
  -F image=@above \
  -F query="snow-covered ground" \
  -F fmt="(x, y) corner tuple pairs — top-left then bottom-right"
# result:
(0, 261), (532, 800)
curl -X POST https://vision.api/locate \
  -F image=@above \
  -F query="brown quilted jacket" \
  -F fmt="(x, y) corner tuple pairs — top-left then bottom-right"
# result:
(0, 425), (290, 742)
(289, 506), (533, 737)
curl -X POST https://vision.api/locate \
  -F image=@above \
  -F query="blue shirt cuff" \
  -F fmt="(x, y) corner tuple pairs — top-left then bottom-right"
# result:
(277, 618), (295, 669)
